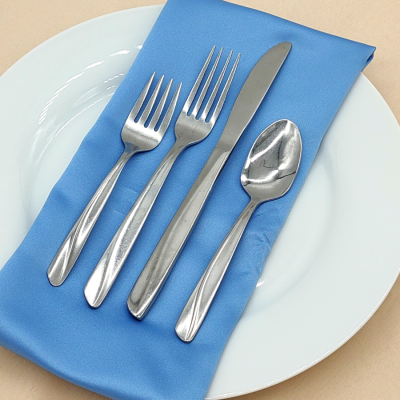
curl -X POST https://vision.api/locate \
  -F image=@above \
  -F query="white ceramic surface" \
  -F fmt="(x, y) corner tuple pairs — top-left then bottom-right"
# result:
(0, 5), (400, 399)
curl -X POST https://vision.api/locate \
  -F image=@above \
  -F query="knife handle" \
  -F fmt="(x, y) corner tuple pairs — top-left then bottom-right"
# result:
(127, 146), (229, 320)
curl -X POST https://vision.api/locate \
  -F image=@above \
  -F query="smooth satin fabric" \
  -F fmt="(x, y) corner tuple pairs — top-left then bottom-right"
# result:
(0, 0), (374, 399)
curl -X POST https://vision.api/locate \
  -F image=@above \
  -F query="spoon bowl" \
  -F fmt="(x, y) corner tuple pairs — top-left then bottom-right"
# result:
(241, 119), (302, 202)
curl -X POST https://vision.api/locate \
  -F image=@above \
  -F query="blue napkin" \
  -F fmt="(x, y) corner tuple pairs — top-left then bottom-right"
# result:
(0, 0), (374, 399)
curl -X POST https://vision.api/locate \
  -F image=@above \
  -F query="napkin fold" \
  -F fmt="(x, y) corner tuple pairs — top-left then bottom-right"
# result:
(0, 0), (374, 399)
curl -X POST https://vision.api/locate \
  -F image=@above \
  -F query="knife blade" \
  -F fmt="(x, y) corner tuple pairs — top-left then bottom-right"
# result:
(127, 42), (292, 320)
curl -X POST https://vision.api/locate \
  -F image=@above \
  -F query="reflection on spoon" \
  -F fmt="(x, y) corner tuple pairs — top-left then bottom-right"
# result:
(176, 119), (302, 342)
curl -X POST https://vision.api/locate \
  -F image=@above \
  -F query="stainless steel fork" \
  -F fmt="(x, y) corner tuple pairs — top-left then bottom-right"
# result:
(47, 74), (181, 286)
(84, 47), (240, 308)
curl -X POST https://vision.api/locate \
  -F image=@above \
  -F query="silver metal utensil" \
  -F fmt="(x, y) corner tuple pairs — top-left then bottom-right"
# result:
(175, 119), (302, 342)
(47, 73), (181, 287)
(127, 42), (292, 320)
(84, 47), (240, 308)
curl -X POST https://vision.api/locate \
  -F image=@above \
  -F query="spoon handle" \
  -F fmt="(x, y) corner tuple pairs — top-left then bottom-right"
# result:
(84, 143), (183, 308)
(47, 150), (132, 287)
(176, 199), (259, 342)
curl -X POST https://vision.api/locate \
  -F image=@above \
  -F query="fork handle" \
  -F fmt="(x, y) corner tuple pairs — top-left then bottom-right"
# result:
(175, 199), (259, 342)
(47, 150), (132, 286)
(127, 146), (230, 320)
(84, 143), (184, 308)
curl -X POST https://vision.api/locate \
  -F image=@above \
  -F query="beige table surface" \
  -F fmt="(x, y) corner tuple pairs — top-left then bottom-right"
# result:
(1, 0), (399, 399)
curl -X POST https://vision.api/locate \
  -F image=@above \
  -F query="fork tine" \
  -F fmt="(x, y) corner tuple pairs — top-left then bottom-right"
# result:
(148, 79), (173, 131)
(200, 51), (232, 122)
(191, 48), (223, 118)
(182, 46), (216, 115)
(157, 82), (182, 135)
(129, 72), (155, 120)
(138, 75), (164, 125)
(209, 53), (240, 126)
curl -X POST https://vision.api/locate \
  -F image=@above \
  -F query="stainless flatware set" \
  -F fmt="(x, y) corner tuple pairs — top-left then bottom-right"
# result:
(47, 42), (301, 341)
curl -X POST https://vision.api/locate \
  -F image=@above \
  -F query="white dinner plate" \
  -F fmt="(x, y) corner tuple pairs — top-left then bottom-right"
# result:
(1, 5), (400, 399)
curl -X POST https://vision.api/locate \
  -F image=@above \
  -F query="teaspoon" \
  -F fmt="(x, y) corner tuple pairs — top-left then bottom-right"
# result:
(176, 119), (302, 342)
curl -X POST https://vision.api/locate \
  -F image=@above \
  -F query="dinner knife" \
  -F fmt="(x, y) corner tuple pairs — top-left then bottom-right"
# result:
(127, 42), (292, 320)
